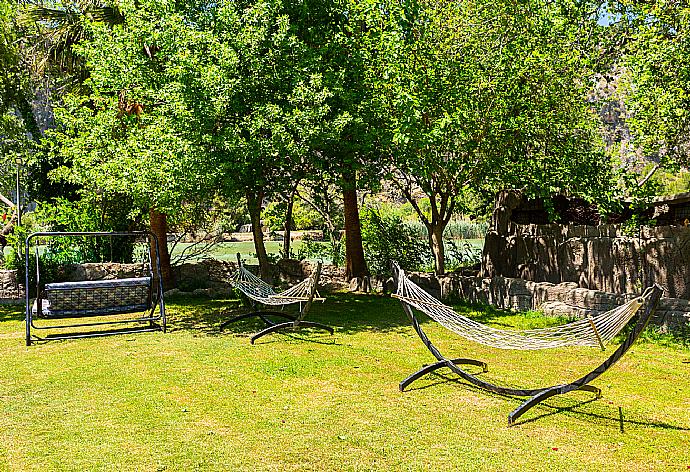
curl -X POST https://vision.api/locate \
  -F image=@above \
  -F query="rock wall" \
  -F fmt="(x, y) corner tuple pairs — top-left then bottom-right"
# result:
(409, 272), (689, 331)
(483, 191), (690, 299)
(0, 270), (22, 301)
(46, 259), (348, 298)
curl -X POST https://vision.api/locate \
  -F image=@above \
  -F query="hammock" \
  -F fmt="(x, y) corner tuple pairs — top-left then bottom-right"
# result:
(393, 267), (644, 351)
(231, 263), (325, 306)
(391, 263), (663, 425)
(220, 254), (333, 343)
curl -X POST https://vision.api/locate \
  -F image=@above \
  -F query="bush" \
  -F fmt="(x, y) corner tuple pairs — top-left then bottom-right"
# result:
(296, 235), (344, 266)
(360, 207), (431, 276)
(405, 219), (488, 240)
(263, 200), (323, 231)
(444, 240), (482, 270)
(5, 226), (64, 297)
(32, 197), (140, 263)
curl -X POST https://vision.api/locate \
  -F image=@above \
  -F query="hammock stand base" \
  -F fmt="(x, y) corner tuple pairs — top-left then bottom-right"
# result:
(396, 283), (663, 426)
(219, 310), (333, 344)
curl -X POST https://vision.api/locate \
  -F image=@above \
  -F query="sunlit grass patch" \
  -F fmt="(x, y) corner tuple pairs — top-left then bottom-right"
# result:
(0, 293), (688, 471)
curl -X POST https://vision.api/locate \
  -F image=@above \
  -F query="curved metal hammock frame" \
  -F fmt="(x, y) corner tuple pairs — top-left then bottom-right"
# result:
(220, 254), (333, 343)
(392, 264), (663, 425)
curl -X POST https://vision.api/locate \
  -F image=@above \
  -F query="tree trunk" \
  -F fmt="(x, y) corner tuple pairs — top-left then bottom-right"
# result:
(247, 190), (271, 280)
(342, 172), (369, 279)
(283, 188), (295, 260)
(429, 223), (446, 275)
(149, 208), (174, 289)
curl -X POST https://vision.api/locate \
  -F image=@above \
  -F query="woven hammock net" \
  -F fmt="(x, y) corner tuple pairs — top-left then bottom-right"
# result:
(395, 269), (646, 351)
(231, 265), (320, 306)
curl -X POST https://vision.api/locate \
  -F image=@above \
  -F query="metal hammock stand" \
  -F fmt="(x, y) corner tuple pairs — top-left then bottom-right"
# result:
(392, 264), (663, 426)
(25, 231), (166, 346)
(219, 254), (333, 344)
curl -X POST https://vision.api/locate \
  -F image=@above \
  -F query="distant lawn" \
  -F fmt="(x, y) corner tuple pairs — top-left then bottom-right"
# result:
(171, 240), (291, 264)
(171, 238), (485, 265)
(0, 294), (688, 471)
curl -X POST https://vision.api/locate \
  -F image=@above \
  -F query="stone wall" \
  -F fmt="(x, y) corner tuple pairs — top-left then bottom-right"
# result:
(409, 272), (690, 331)
(0, 270), (22, 302)
(44, 259), (348, 298)
(482, 190), (690, 299)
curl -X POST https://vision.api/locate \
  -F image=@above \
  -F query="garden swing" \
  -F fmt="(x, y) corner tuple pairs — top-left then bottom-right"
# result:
(25, 231), (166, 345)
(220, 254), (333, 343)
(391, 263), (663, 425)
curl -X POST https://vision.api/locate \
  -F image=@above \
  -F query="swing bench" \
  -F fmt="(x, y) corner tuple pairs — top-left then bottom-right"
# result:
(220, 254), (333, 343)
(392, 263), (663, 425)
(25, 231), (167, 346)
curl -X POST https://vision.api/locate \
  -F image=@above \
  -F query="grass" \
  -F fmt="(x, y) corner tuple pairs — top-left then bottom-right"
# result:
(0, 294), (689, 471)
(170, 238), (485, 265)
(171, 241), (288, 264)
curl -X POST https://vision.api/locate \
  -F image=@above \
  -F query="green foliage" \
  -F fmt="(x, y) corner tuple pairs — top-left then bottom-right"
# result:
(263, 199), (322, 232)
(405, 219), (488, 241)
(4, 225), (61, 296)
(31, 196), (141, 263)
(656, 170), (690, 196)
(0, 0), (36, 196)
(360, 207), (430, 276)
(444, 240), (482, 271)
(296, 235), (344, 267)
(618, 3), (690, 167)
(46, 2), (222, 216)
(372, 0), (614, 202)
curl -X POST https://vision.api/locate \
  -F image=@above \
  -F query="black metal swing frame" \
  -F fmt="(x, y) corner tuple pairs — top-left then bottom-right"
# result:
(394, 275), (663, 426)
(219, 254), (333, 344)
(25, 231), (167, 346)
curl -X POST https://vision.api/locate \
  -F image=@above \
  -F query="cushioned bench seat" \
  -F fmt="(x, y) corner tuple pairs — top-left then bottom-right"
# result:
(33, 277), (152, 318)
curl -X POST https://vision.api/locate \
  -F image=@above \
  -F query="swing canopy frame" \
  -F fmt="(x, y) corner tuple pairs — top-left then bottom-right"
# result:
(25, 231), (167, 345)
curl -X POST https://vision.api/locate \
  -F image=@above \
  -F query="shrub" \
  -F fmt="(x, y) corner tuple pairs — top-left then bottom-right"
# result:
(360, 207), (431, 276)
(444, 240), (482, 270)
(296, 234), (344, 266)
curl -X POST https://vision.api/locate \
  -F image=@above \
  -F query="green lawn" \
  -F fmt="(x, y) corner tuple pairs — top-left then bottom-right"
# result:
(170, 238), (485, 265)
(0, 294), (688, 471)
(172, 240), (289, 264)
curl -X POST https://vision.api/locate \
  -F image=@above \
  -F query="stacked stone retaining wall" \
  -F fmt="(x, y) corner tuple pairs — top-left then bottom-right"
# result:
(483, 190), (690, 299)
(408, 272), (689, 331)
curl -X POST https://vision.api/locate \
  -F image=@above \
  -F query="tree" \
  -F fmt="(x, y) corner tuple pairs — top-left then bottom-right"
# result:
(617, 3), (690, 169)
(199, 0), (334, 279)
(286, 0), (391, 280)
(371, 0), (614, 274)
(48, 0), (337, 283)
(0, 0), (36, 237)
(47, 1), (221, 287)
(17, 0), (124, 202)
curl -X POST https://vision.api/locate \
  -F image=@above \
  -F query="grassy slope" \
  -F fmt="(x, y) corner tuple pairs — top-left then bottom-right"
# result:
(0, 294), (688, 471)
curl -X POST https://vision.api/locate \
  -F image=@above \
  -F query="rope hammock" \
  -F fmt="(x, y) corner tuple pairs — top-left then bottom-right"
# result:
(220, 254), (332, 343)
(393, 267), (645, 351)
(230, 264), (325, 306)
(391, 263), (663, 425)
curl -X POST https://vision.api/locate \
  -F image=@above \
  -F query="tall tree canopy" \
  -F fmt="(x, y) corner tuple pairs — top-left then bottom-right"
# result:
(618, 2), (690, 168)
(47, 0), (336, 279)
(369, 0), (614, 274)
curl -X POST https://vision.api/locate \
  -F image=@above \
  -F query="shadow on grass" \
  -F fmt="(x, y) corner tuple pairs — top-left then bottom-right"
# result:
(166, 296), (245, 336)
(404, 371), (690, 431)
(166, 292), (415, 336)
(0, 304), (25, 323)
